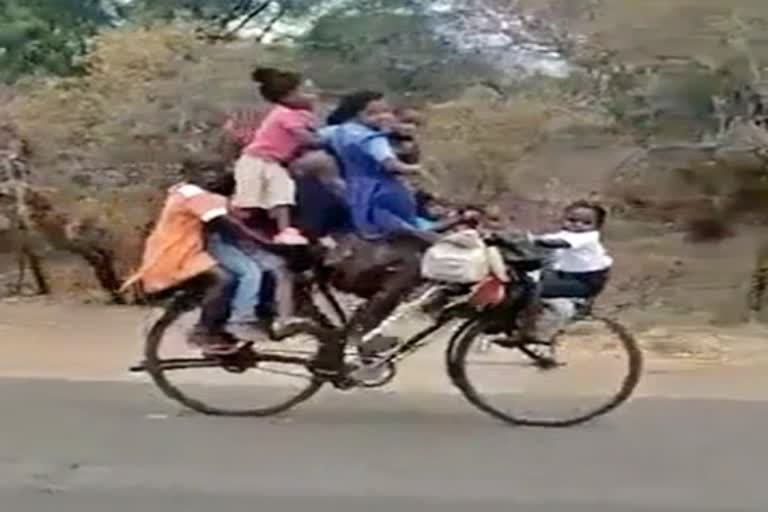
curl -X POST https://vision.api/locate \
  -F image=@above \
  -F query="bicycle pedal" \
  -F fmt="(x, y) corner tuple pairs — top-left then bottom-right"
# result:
(311, 366), (339, 377)
(536, 359), (563, 370)
(311, 365), (358, 390)
(309, 361), (350, 378)
(349, 362), (394, 388)
(350, 364), (386, 381)
(222, 340), (255, 352)
(129, 362), (147, 373)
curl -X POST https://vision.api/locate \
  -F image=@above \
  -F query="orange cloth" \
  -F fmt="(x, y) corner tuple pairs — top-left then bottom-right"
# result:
(123, 184), (228, 293)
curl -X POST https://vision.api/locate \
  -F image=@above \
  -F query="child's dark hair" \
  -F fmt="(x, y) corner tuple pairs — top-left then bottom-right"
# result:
(393, 106), (423, 126)
(414, 189), (435, 218)
(181, 156), (234, 195)
(326, 90), (385, 125)
(565, 200), (608, 228)
(181, 155), (223, 178)
(251, 67), (302, 103)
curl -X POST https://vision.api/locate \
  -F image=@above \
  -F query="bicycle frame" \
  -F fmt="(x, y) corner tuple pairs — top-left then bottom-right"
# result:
(130, 256), (539, 381)
(311, 271), (539, 380)
(133, 240), (641, 425)
(357, 286), (471, 370)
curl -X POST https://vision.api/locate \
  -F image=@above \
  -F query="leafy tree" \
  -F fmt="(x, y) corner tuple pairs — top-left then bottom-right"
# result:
(0, 0), (117, 82)
(127, 0), (316, 39)
(129, 0), (268, 26)
(299, 0), (497, 98)
(0, 0), (313, 82)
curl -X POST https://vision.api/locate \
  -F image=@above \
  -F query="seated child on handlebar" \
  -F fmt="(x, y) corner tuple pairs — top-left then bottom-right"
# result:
(528, 200), (613, 341)
(534, 200), (612, 299)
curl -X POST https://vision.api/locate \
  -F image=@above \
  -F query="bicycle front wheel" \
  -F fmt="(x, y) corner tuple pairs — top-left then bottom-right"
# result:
(450, 315), (642, 427)
(143, 298), (324, 417)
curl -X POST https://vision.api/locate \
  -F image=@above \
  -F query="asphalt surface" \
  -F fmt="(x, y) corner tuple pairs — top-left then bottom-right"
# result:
(1, 378), (766, 512)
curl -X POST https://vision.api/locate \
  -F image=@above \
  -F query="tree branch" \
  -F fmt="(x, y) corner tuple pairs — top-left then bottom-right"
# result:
(217, 0), (257, 28)
(255, 3), (287, 42)
(223, 1), (274, 36)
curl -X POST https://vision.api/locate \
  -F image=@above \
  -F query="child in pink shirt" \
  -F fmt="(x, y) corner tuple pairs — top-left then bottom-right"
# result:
(232, 67), (321, 245)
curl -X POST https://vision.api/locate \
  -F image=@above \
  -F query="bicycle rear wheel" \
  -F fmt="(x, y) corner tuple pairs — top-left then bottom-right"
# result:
(143, 297), (324, 417)
(450, 315), (642, 427)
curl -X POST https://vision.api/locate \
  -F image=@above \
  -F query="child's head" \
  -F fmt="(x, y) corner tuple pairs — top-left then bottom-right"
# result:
(251, 67), (315, 110)
(370, 111), (399, 131)
(482, 204), (511, 230)
(414, 190), (443, 220)
(562, 200), (607, 232)
(326, 90), (389, 127)
(181, 157), (234, 196)
(289, 150), (340, 183)
(387, 107), (422, 164)
(356, 95), (393, 129)
(416, 190), (460, 221)
(394, 107), (424, 129)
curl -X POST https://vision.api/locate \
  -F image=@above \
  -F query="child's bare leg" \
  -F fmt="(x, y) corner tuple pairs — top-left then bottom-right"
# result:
(533, 299), (576, 342)
(257, 250), (315, 336)
(271, 205), (308, 245)
(271, 205), (291, 233)
(272, 266), (296, 323)
(272, 270), (317, 336)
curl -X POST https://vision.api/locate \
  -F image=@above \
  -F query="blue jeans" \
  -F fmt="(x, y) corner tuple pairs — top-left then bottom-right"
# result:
(207, 233), (263, 323)
(539, 269), (610, 299)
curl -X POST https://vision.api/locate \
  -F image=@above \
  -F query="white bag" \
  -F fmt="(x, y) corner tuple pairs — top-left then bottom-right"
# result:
(421, 230), (491, 284)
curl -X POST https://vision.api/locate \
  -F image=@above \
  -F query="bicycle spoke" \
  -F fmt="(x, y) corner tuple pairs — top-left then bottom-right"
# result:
(142, 304), (325, 416)
(451, 316), (642, 427)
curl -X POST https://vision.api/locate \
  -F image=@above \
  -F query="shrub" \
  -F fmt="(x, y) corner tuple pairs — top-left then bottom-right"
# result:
(420, 96), (552, 203)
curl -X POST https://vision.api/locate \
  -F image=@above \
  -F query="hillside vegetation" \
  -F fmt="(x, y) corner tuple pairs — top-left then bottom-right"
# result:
(2, 1), (768, 325)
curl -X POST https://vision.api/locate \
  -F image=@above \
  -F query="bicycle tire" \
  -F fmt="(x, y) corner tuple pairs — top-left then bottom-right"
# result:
(449, 315), (643, 427)
(144, 296), (324, 417)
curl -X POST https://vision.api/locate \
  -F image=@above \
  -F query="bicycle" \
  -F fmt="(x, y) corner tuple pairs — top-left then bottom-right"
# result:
(130, 231), (642, 427)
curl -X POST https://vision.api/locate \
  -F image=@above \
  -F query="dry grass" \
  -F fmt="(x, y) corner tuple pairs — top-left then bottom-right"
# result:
(421, 96), (552, 203)
(517, 0), (768, 69)
(2, 25), (297, 285)
(5, 25), (301, 173)
(4, 9), (768, 315)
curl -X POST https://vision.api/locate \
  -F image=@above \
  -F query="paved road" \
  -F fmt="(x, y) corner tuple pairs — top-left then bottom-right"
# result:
(1, 378), (766, 512)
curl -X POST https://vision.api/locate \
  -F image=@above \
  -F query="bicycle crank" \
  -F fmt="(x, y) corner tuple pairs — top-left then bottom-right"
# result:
(349, 361), (397, 388)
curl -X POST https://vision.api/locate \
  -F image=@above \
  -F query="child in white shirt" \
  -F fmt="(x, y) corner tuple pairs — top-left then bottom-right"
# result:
(535, 200), (612, 300)
(525, 201), (612, 342)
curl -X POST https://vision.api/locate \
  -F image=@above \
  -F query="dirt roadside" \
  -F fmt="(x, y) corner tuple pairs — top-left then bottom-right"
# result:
(1, 298), (767, 401)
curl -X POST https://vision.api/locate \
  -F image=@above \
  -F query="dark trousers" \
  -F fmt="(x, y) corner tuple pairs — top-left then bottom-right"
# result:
(198, 266), (236, 332)
(331, 235), (425, 336)
(539, 269), (609, 299)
